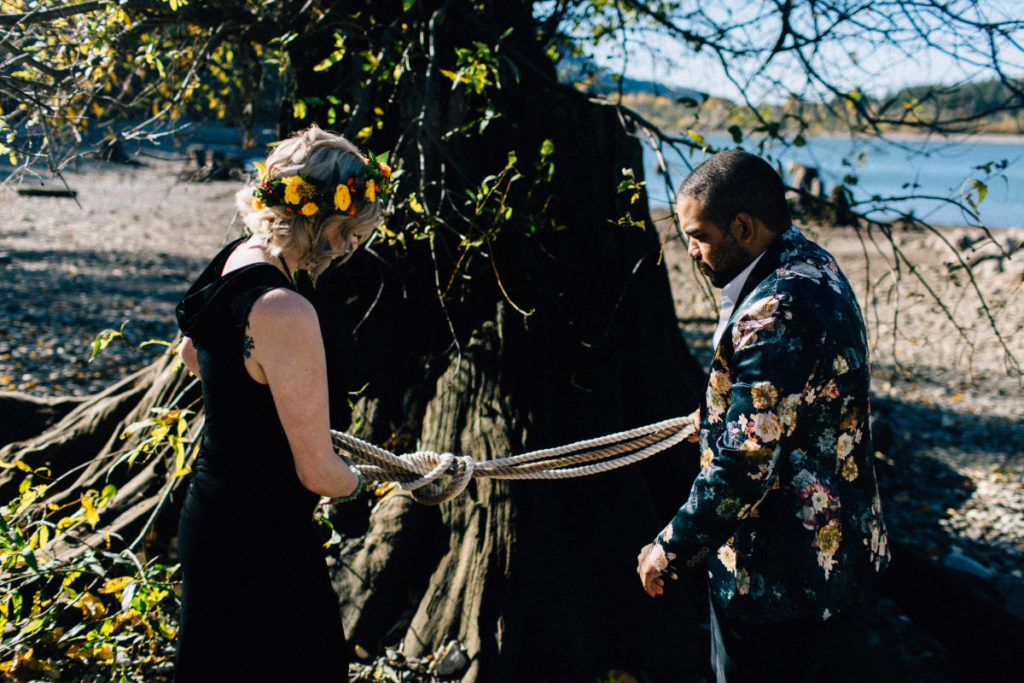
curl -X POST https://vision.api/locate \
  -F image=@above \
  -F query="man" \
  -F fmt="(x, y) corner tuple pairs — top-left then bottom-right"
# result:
(637, 150), (889, 682)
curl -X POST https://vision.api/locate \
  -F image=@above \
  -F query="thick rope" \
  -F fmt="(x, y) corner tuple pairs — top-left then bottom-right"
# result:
(331, 416), (696, 505)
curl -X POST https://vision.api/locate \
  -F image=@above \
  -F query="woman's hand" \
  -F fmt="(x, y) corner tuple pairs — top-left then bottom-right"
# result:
(246, 289), (360, 498)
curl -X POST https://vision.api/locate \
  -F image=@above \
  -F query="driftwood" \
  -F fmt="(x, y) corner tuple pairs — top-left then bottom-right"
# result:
(14, 187), (78, 198)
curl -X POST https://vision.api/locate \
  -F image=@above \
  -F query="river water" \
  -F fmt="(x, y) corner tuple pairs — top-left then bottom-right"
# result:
(642, 134), (1024, 228)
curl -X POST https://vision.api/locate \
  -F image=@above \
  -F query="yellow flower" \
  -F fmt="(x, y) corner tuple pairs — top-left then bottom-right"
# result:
(709, 369), (731, 395)
(839, 456), (859, 482)
(751, 382), (778, 409)
(837, 433), (854, 459)
(700, 448), (714, 472)
(334, 184), (352, 211)
(283, 176), (313, 205)
(364, 179), (376, 202)
(817, 524), (842, 556)
(300, 202), (319, 216)
(717, 544), (737, 573)
(255, 161), (267, 180)
(252, 197), (265, 211)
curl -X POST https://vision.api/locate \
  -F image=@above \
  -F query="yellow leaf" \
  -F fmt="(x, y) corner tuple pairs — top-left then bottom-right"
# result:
(29, 526), (49, 549)
(408, 197), (424, 214)
(77, 592), (106, 620)
(81, 496), (99, 526)
(605, 671), (639, 683)
(157, 621), (177, 639)
(99, 576), (133, 594)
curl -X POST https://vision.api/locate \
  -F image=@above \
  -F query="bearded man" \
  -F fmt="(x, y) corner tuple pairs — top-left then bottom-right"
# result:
(637, 150), (889, 682)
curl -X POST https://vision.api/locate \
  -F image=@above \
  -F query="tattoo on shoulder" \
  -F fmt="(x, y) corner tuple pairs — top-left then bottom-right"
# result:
(243, 322), (255, 359)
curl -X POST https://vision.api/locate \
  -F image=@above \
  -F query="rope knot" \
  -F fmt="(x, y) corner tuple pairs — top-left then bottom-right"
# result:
(398, 451), (475, 504)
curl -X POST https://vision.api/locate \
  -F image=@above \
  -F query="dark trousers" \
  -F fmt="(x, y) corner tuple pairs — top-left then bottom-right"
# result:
(709, 595), (859, 683)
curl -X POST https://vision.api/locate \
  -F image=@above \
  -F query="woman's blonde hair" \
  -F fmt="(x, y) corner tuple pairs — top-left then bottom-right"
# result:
(235, 125), (382, 278)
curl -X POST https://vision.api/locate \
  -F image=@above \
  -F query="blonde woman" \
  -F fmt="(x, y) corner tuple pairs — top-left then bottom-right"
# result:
(173, 126), (389, 681)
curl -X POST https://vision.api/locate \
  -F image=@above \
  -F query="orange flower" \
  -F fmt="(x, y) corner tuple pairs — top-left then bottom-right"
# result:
(334, 184), (352, 211)
(252, 197), (265, 211)
(300, 202), (319, 216)
(379, 162), (391, 177)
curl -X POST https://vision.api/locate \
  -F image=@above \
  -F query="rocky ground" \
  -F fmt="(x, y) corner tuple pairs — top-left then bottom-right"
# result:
(2, 158), (1023, 680)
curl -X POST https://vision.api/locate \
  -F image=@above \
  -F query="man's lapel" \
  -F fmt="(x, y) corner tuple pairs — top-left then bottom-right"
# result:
(734, 236), (785, 312)
(717, 235), (786, 364)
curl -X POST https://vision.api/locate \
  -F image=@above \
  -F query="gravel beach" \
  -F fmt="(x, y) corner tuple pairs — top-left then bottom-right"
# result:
(2, 157), (1023, 666)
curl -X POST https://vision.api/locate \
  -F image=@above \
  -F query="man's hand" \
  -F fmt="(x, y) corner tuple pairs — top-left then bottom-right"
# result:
(684, 408), (700, 443)
(637, 543), (666, 597)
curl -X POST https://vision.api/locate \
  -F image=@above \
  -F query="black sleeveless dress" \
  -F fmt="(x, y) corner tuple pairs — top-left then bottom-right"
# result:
(173, 238), (347, 682)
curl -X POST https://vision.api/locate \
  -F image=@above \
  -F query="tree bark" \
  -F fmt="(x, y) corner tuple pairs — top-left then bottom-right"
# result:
(291, 4), (710, 676)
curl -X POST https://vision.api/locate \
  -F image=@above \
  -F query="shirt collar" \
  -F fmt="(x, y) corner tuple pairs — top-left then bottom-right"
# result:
(713, 250), (767, 349)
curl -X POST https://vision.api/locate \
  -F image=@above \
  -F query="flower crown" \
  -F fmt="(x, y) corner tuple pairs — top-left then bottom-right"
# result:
(251, 152), (392, 217)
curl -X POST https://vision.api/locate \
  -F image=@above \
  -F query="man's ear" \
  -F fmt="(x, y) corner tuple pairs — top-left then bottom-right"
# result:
(731, 212), (757, 244)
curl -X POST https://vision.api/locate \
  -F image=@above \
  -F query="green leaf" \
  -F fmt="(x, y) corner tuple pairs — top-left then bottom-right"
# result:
(728, 125), (743, 144)
(89, 329), (121, 361)
(539, 139), (555, 159)
(292, 100), (308, 120)
(21, 616), (46, 635)
(402, 0), (417, 9)
(20, 547), (38, 572)
(972, 179), (988, 203)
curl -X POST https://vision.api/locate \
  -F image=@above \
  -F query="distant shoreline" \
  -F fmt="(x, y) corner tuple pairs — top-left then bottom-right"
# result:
(683, 129), (1024, 146)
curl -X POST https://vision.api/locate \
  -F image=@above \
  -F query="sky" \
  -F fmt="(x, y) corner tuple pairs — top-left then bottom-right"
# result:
(582, 1), (1024, 103)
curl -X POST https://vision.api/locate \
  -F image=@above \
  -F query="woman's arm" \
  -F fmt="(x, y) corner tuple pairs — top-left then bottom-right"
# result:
(180, 336), (200, 377)
(246, 289), (360, 498)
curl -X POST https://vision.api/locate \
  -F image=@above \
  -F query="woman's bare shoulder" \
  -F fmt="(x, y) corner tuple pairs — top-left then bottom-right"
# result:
(249, 288), (319, 334)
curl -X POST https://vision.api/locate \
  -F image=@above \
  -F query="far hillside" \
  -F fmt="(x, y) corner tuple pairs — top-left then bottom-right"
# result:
(568, 69), (1024, 138)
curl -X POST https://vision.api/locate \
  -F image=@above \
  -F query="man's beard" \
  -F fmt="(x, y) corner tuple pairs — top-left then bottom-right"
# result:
(694, 236), (751, 288)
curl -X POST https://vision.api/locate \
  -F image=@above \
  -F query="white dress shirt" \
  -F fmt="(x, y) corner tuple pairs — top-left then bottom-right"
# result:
(712, 251), (767, 350)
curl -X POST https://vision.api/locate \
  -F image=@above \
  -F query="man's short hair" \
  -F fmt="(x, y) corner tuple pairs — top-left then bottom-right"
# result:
(678, 150), (790, 234)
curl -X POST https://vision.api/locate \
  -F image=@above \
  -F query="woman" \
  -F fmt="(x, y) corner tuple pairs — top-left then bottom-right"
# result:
(173, 125), (389, 681)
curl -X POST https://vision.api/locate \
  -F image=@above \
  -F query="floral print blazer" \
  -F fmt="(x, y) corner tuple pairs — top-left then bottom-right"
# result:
(651, 226), (889, 624)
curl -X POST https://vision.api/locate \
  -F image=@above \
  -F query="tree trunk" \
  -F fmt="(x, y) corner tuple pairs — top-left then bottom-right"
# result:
(288, 3), (710, 678)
